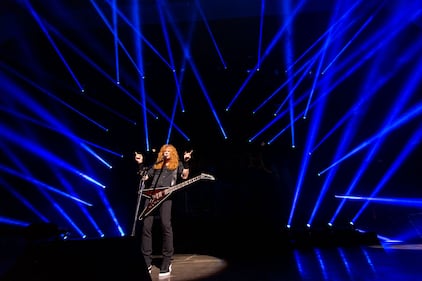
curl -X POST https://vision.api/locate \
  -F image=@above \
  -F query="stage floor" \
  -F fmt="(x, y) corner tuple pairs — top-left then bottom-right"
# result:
(2, 236), (422, 281)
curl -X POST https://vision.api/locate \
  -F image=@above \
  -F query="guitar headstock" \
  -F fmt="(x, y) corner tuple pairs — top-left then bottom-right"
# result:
(199, 173), (215, 181)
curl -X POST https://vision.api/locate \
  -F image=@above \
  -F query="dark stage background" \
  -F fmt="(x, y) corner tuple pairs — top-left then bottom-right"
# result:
(1, 0), (422, 252)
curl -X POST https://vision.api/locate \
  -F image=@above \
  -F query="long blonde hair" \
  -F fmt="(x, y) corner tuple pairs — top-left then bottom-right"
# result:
(153, 144), (179, 170)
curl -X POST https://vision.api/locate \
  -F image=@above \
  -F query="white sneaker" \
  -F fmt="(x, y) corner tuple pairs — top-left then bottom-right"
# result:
(158, 263), (172, 278)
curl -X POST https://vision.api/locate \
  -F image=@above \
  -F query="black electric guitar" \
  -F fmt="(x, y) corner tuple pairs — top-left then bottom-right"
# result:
(138, 173), (215, 220)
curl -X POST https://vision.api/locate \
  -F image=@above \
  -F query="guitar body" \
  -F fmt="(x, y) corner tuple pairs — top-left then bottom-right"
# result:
(138, 173), (215, 220)
(141, 187), (169, 199)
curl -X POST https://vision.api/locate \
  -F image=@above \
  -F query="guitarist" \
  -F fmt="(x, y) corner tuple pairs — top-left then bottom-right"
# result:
(136, 144), (192, 277)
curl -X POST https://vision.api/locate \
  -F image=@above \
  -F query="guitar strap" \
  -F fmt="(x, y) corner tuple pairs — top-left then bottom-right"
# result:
(170, 168), (177, 186)
(151, 164), (165, 190)
(150, 166), (177, 189)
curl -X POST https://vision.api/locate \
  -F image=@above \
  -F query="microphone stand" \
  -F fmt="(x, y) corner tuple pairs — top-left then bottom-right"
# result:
(131, 166), (149, 237)
(130, 158), (165, 236)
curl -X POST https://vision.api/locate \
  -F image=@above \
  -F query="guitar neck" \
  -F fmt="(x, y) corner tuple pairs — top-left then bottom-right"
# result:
(139, 173), (215, 220)
(168, 175), (203, 193)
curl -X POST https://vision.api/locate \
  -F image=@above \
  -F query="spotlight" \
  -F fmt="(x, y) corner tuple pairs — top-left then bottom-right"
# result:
(306, 224), (311, 228)
(60, 231), (71, 240)
(327, 222), (332, 227)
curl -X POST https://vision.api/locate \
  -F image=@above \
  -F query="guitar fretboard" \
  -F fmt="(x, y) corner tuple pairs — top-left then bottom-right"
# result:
(168, 174), (203, 192)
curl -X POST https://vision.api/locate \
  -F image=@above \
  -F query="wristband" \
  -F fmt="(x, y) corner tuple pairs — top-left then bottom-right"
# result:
(183, 161), (190, 169)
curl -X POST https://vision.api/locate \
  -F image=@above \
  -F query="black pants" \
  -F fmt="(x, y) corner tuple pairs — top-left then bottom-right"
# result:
(141, 199), (173, 266)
